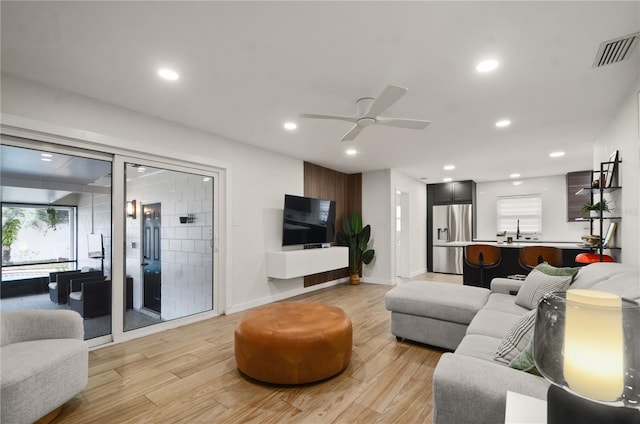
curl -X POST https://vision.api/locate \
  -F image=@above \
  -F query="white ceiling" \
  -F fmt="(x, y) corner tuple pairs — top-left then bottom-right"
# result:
(1, 1), (639, 183)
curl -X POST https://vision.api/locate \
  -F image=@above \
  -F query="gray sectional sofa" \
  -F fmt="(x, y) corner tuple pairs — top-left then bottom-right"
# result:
(385, 262), (640, 424)
(1, 309), (88, 424)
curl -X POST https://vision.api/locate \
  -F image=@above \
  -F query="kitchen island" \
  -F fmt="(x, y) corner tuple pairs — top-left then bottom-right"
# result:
(461, 241), (596, 287)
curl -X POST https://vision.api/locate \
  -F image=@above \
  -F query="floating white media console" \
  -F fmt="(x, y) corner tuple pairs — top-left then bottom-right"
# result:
(266, 246), (349, 279)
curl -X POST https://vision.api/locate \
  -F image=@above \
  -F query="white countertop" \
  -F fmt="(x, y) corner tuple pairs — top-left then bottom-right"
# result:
(437, 241), (592, 249)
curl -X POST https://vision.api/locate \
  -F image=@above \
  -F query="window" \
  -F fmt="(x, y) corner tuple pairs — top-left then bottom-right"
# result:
(1, 204), (76, 279)
(496, 195), (542, 234)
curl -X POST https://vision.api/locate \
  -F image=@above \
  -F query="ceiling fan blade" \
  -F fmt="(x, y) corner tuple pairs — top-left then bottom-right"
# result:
(299, 113), (358, 123)
(366, 85), (408, 117)
(341, 124), (364, 142)
(376, 117), (431, 130)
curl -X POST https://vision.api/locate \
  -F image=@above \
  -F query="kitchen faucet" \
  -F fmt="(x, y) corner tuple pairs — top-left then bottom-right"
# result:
(516, 219), (521, 240)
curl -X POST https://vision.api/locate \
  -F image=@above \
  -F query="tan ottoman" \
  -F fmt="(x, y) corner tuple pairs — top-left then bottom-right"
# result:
(234, 302), (352, 384)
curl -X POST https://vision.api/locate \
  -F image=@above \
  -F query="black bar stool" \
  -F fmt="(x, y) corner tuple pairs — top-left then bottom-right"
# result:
(464, 244), (502, 288)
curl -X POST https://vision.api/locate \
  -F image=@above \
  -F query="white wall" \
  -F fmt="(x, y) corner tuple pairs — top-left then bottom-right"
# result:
(593, 86), (640, 266)
(1, 74), (334, 314)
(362, 169), (427, 284)
(391, 170), (427, 278)
(476, 175), (587, 242)
(362, 170), (392, 284)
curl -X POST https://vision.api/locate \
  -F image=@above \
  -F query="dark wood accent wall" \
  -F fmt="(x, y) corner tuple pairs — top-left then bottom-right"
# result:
(303, 162), (362, 287)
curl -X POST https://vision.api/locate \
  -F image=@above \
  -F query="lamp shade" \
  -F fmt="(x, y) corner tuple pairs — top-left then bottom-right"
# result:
(534, 290), (640, 408)
(563, 290), (623, 401)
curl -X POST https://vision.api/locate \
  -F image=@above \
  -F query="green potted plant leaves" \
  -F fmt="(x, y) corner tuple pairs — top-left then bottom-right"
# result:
(336, 211), (375, 285)
(581, 199), (611, 218)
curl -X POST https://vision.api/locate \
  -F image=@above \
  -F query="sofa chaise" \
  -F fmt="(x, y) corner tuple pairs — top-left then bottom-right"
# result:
(384, 262), (640, 424)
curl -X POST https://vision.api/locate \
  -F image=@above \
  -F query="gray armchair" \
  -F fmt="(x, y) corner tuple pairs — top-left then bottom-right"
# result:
(0, 310), (88, 424)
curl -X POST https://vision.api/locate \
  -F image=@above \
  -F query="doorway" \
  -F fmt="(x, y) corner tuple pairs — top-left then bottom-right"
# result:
(142, 203), (161, 313)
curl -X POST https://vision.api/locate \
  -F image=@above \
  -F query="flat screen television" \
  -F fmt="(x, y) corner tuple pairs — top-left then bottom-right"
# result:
(282, 194), (337, 247)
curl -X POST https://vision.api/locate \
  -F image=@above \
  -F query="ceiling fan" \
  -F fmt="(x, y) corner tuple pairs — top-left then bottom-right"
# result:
(299, 85), (431, 142)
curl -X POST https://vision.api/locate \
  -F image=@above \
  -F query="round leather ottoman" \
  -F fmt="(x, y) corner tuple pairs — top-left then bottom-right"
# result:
(234, 302), (352, 385)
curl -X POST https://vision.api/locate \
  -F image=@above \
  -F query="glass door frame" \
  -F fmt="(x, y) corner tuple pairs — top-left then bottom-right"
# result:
(112, 155), (222, 343)
(0, 134), (114, 348)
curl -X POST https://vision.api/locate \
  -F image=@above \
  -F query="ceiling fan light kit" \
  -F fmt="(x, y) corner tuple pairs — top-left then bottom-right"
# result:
(300, 85), (431, 142)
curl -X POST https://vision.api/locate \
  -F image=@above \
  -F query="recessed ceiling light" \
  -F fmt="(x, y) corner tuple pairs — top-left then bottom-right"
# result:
(346, 149), (357, 156)
(476, 59), (499, 73)
(158, 68), (179, 81)
(137, 167), (146, 173)
(495, 119), (511, 128)
(41, 153), (53, 158)
(513, 181), (523, 186)
(283, 122), (297, 130)
(443, 164), (455, 171)
(510, 173), (521, 178)
(549, 151), (565, 158)
(443, 177), (453, 182)
(41, 158), (52, 162)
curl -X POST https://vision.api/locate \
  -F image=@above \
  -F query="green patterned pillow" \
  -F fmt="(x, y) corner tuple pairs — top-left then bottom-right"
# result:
(535, 262), (579, 282)
(509, 338), (541, 376)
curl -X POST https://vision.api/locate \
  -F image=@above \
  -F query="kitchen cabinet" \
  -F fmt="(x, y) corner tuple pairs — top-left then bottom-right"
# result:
(431, 180), (475, 205)
(566, 170), (592, 221)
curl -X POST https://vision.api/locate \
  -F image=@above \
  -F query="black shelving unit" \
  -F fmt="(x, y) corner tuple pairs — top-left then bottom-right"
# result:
(575, 158), (622, 261)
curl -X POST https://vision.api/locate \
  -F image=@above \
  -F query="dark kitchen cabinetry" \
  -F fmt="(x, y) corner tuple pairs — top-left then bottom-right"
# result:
(566, 170), (592, 221)
(431, 180), (475, 205)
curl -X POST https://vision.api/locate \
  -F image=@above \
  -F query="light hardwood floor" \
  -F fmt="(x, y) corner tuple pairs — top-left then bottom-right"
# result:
(54, 273), (461, 424)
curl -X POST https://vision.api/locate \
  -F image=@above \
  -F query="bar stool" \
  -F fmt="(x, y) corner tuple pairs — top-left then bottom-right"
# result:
(519, 246), (562, 270)
(575, 253), (615, 264)
(464, 244), (502, 288)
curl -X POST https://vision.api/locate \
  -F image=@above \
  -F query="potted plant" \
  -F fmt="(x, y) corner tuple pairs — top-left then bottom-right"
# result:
(581, 200), (611, 218)
(336, 211), (375, 285)
(2, 218), (22, 264)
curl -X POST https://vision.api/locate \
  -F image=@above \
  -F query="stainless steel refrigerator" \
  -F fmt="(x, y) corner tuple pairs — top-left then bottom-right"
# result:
(432, 204), (473, 274)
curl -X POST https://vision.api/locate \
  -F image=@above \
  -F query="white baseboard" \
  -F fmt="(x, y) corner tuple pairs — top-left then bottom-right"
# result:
(225, 277), (348, 314)
(410, 268), (427, 278)
(360, 277), (395, 285)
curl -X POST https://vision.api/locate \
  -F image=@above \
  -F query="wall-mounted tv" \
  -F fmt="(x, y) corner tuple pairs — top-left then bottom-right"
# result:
(282, 194), (337, 247)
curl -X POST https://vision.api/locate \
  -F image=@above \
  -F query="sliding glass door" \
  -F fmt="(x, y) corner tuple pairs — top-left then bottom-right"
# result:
(122, 159), (217, 333)
(1, 137), (221, 346)
(0, 140), (113, 342)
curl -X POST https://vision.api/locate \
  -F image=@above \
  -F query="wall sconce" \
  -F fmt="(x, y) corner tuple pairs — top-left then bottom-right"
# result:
(126, 200), (137, 219)
(534, 290), (640, 423)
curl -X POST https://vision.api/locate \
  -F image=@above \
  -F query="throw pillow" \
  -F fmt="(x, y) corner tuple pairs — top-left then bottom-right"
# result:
(515, 268), (572, 310)
(535, 262), (580, 282)
(495, 309), (536, 364)
(509, 338), (541, 376)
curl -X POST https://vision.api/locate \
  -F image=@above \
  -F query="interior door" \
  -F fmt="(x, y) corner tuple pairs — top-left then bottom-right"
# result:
(143, 203), (161, 313)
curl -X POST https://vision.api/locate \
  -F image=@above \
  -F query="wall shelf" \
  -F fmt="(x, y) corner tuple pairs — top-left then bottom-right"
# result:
(575, 186), (621, 195)
(577, 157), (622, 260)
(266, 246), (348, 279)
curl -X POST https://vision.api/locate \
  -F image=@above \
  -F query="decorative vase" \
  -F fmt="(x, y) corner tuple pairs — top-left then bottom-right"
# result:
(349, 273), (360, 285)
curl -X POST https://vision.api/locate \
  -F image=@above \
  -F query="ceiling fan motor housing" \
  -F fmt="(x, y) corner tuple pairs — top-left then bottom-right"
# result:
(356, 97), (375, 117)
